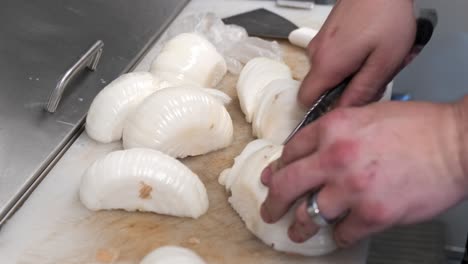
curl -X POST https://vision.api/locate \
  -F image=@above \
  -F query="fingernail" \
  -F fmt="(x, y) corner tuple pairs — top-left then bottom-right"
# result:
(261, 166), (273, 186)
(260, 203), (272, 223)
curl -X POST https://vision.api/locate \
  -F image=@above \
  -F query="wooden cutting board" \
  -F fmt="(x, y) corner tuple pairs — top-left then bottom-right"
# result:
(0, 42), (367, 264)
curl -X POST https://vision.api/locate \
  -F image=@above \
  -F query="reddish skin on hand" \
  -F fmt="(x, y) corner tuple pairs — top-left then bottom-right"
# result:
(260, 0), (468, 248)
(260, 99), (468, 247)
(299, 0), (416, 108)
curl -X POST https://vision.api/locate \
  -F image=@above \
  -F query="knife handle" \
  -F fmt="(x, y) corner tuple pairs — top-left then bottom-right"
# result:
(289, 8), (437, 49)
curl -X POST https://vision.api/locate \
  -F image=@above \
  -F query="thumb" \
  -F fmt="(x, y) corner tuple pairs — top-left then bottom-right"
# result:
(299, 39), (375, 107)
(298, 65), (344, 107)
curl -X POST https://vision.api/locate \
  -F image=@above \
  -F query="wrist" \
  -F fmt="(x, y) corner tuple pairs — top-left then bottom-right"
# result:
(438, 97), (468, 201)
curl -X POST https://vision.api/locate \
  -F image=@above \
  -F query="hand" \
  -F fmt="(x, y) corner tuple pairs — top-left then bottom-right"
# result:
(300, 0), (416, 107)
(260, 101), (468, 247)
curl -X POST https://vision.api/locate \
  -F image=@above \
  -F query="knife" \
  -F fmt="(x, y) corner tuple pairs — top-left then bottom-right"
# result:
(283, 77), (351, 143)
(223, 7), (438, 50)
(222, 8), (319, 48)
(283, 8), (438, 144)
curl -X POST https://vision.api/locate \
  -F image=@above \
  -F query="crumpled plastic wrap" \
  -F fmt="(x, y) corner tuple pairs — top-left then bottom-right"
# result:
(155, 13), (284, 75)
(224, 37), (283, 73)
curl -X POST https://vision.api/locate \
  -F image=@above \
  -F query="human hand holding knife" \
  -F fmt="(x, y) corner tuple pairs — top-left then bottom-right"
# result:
(285, 8), (438, 144)
(260, 1), (442, 248)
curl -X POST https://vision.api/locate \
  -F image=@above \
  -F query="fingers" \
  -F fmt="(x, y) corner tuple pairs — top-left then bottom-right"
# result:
(334, 202), (396, 248)
(306, 35), (319, 57)
(299, 0), (417, 108)
(281, 121), (320, 165)
(288, 186), (351, 243)
(299, 36), (377, 108)
(288, 199), (389, 247)
(280, 107), (356, 166)
(306, 0), (343, 57)
(338, 50), (396, 107)
(316, 185), (352, 220)
(260, 154), (327, 223)
(288, 201), (320, 243)
(298, 67), (342, 108)
(263, 110), (324, 185)
(261, 109), (359, 223)
(333, 211), (377, 248)
(261, 115), (326, 187)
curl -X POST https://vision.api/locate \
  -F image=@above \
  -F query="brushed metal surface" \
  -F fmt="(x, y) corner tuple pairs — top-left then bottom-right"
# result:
(0, 0), (189, 225)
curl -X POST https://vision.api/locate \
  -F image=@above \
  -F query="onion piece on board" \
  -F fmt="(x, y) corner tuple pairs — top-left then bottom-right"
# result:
(80, 148), (209, 219)
(123, 86), (233, 158)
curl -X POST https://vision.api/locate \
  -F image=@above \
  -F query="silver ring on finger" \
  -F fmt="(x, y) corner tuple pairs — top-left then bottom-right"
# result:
(306, 192), (335, 227)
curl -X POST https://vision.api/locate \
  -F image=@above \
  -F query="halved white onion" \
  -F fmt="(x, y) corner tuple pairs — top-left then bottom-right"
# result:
(236, 57), (292, 122)
(140, 246), (206, 264)
(80, 148), (208, 219)
(252, 79), (306, 144)
(219, 139), (272, 191)
(85, 72), (160, 143)
(150, 33), (227, 88)
(197, 88), (232, 105)
(122, 86), (233, 158)
(220, 140), (337, 256)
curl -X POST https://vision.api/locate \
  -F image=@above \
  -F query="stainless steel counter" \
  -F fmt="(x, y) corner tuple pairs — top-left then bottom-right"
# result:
(0, 0), (189, 226)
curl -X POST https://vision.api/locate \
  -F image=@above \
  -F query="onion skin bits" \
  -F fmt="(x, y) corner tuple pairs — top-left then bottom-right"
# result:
(122, 86), (233, 158)
(220, 140), (337, 256)
(236, 57), (292, 123)
(150, 33), (227, 88)
(140, 246), (206, 264)
(86, 72), (161, 143)
(80, 148), (209, 219)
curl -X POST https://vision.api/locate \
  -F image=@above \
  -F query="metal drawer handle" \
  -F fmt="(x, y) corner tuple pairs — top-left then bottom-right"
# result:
(45, 40), (104, 113)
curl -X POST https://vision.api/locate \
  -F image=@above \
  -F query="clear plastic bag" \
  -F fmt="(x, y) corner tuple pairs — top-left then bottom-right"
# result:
(224, 37), (283, 74)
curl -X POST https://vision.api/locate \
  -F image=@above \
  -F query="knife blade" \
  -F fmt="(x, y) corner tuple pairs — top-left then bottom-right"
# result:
(223, 7), (438, 50)
(222, 8), (318, 48)
(283, 77), (351, 144)
(222, 8), (299, 40)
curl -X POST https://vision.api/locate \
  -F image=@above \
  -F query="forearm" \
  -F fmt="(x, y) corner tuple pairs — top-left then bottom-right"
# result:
(455, 95), (468, 185)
